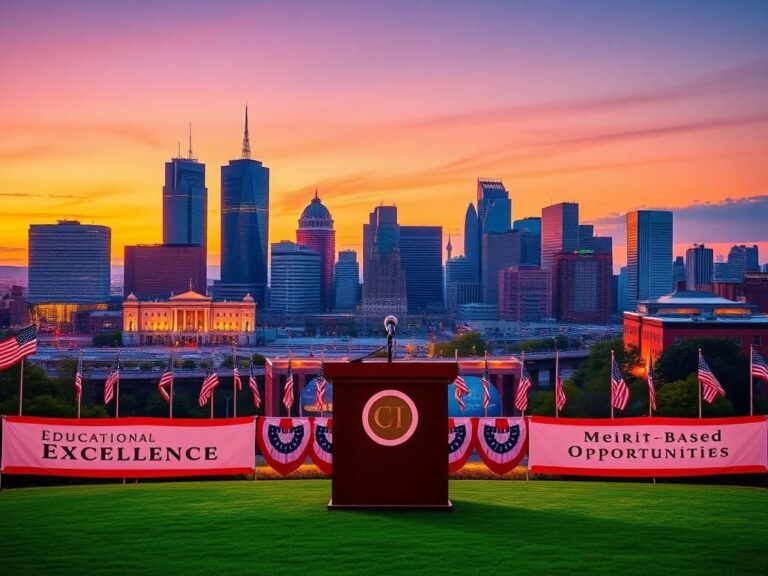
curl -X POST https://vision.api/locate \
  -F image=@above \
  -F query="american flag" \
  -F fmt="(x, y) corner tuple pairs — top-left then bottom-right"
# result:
(104, 355), (120, 405)
(198, 361), (220, 407)
(481, 359), (491, 411)
(699, 351), (725, 404)
(74, 356), (83, 402)
(233, 364), (242, 391)
(158, 357), (173, 402)
(555, 374), (566, 412)
(611, 353), (630, 411)
(0, 325), (37, 371)
(453, 363), (469, 412)
(514, 360), (532, 412)
(249, 361), (261, 408)
(647, 358), (657, 412)
(752, 349), (768, 382)
(283, 361), (295, 411)
(315, 376), (327, 413)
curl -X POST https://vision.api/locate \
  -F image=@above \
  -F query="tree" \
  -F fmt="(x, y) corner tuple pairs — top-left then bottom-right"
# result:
(656, 337), (749, 414)
(656, 373), (734, 417)
(430, 332), (487, 358)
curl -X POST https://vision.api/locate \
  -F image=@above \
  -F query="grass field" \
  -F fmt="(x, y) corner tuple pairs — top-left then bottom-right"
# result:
(0, 480), (765, 575)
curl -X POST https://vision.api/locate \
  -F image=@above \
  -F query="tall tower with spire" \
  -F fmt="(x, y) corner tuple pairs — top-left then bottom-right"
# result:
(212, 107), (270, 307)
(162, 121), (208, 289)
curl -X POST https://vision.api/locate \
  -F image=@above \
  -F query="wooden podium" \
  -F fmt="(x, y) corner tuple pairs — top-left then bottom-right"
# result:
(324, 361), (456, 510)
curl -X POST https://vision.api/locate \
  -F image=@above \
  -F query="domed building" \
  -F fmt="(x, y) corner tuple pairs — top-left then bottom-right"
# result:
(296, 191), (335, 311)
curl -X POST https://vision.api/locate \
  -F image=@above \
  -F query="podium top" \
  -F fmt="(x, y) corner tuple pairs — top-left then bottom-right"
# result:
(324, 361), (457, 382)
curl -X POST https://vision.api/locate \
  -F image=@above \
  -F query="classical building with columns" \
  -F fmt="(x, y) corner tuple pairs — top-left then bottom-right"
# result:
(122, 290), (256, 346)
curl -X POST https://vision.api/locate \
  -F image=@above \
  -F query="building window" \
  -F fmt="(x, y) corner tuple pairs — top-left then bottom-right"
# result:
(752, 336), (761, 346)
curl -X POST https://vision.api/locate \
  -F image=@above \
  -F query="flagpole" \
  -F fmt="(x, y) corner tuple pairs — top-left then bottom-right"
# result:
(210, 354), (215, 420)
(169, 355), (174, 419)
(115, 352), (120, 419)
(555, 349), (560, 419)
(233, 344), (237, 418)
(77, 351), (82, 419)
(698, 348), (702, 419)
(648, 356), (652, 418)
(18, 358), (24, 416)
(749, 345), (754, 417)
(610, 350), (615, 420)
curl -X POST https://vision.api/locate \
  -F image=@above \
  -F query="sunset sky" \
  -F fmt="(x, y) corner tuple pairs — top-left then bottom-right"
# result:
(1, 1), (766, 273)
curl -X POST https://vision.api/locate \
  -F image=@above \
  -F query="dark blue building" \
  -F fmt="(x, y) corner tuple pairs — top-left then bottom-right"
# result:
(213, 108), (270, 307)
(400, 226), (444, 312)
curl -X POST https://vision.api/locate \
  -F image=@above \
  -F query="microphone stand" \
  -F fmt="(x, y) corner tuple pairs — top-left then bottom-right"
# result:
(387, 331), (394, 363)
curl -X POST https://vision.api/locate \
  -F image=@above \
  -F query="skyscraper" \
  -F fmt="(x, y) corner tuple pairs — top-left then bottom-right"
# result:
(578, 224), (613, 255)
(513, 217), (541, 266)
(672, 256), (686, 288)
(28, 220), (111, 303)
(541, 202), (579, 316)
(626, 210), (673, 311)
(685, 244), (714, 290)
(162, 130), (207, 285)
(445, 256), (481, 314)
(361, 205), (407, 319)
(400, 226), (443, 312)
(481, 231), (521, 306)
(727, 244), (760, 281)
(270, 241), (321, 315)
(477, 178), (511, 234)
(463, 203), (480, 282)
(297, 192), (335, 311)
(213, 108), (269, 306)
(334, 250), (360, 311)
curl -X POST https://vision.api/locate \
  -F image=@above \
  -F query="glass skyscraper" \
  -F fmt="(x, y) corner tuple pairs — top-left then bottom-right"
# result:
(28, 220), (111, 303)
(399, 226), (444, 312)
(626, 210), (673, 311)
(213, 108), (270, 307)
(477, 178), (511, 234)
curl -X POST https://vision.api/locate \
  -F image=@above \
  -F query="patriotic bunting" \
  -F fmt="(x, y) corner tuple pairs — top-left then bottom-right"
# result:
(257, 417), (310, 476)
(310, 417), (333, 475)
(448, 417), (474, 474)
(474, 417), (528, 475)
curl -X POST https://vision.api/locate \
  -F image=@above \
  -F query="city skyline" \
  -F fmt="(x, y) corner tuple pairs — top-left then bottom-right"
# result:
(1, 1), (767, 268)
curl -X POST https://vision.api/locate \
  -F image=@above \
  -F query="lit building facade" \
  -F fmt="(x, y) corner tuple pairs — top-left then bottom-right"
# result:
(626, 210), (673, 312)
(361, 205), (408, 320)
(124, 244), (206, 299)
(685, 243), (714, 290)
(122, 290), (256, 346)
(446, 256), (481, 314)
(481, 231), (521, 306)
(541, 202), (579, 317)
(334, 250), (360, 311)
(296, 192), (335, 312)
(514, 216), (542, 266)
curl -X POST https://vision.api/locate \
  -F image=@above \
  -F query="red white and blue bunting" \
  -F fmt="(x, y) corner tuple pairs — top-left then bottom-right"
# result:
(474, 417), (528, 475)
(448, 417), (474, 474)
(257, 417), (311, 476)
(310, 417), (333, 475)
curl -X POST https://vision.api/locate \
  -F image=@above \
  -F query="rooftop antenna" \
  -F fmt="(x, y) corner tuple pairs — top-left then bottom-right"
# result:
(241, 105), (251, 159)
(177, 141), (181, 158)
(188, 121), (193, 159)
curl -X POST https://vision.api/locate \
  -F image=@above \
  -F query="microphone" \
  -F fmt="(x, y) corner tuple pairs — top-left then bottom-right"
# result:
(384, 315), (398, 337)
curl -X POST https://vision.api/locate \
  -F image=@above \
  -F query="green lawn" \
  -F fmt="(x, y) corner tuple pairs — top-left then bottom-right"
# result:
(0, 480), (765, 575)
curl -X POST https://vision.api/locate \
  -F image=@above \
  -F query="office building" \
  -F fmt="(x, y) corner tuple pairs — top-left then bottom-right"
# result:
(162, 137), (207, 282)
(498, 266), (551, 322)
(270, 241), (321, 315)
(464, 203), (481, 281)
(481, 231), (521, 306)
(446, 256), (482, 314)
(672, 256), (686, 287)
(556, 251), (612, 324)
(513, 217), (541, 266)
(712, 272), (768, 314)
(477, 178), (511, 234)
(618, 266), (629, 312)
(578, 224), (613, 255)
(29, 220), (111, 304)
(626, 210), (673, 312)
(541, 202), (579, 316)
(213, 108), (269, 305)
(297, 192), (335, 311)
(727, 245), (760, 281)
(334, 250), (360, 311)
(400, 226), (443, 312)
(124, 244), (206, 300)
(685, 244), (714, 290)
(361, 205), (408, 319)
